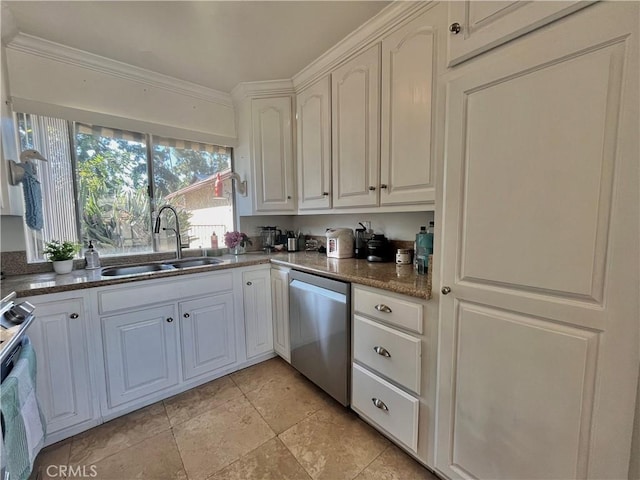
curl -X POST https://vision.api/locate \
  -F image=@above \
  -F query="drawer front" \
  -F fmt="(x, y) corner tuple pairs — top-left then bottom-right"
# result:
(352, 363), (419, 452)
(353, 287), (423, 333)
(354, 315), (421, 393)
(98, 271), (233, 314)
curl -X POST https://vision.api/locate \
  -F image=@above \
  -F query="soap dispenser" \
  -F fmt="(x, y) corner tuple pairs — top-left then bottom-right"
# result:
(85, 240), (101, 270)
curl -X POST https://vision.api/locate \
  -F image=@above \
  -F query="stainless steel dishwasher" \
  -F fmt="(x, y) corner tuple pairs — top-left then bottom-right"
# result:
(289, 270), (350, 406)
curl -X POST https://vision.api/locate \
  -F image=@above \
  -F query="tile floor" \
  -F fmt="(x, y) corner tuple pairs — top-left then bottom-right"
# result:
(31, 357), (439, 480)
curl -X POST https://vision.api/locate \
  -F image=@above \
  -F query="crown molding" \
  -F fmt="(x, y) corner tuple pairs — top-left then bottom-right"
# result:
(231, 79), (295, 103)
(6, 33), (233, 107)
(292, 1), (435, 92)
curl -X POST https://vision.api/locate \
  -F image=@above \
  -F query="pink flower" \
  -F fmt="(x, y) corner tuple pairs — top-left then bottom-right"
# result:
(224, 231), (250, 248)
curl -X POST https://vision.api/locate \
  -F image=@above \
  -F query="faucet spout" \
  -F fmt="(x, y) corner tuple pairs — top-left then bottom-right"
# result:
(155, 205), (183, 259)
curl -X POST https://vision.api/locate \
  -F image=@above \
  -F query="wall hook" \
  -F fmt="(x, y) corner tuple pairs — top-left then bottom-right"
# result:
(229, 172), (248, 196)
(7, 150), (48, 185)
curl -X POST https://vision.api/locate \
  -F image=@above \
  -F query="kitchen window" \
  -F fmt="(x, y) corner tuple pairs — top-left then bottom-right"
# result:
(16, 112), (234, 262)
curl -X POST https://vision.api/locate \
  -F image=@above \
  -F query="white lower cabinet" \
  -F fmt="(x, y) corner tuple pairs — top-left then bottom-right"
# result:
(25, 293), (98, 444)
(352, 363), (419, 452)
(270, 266), (290, 362)
(351, 285), (436, 467)
(101, 304), (179, 409)
(94, 267), (271, 418)
(243, 268), (273, 359)
(179, 293), (236, 380)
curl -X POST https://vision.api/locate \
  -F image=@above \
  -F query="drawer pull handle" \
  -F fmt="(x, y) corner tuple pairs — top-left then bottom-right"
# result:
(371, 398), (389, 412)
(375, 304), (392, 313)
(373, 346), (391, 358)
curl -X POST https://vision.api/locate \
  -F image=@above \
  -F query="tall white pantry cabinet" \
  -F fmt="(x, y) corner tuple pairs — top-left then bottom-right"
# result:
(435, 2), (639, 480)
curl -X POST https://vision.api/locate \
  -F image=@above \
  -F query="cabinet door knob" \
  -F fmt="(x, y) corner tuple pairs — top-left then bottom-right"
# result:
(373, 346), (391, 358)
(166, 317), (174, 323)
(371, 398), (389, 411)
(183, 313), (190, 318)
(368, 186), (376, 191)
(323, 192), (329, 196)
(287, 195), (292, 200)
(374, 304), (392, 313)
(449, 22), (462, 34)
(246, 281), (252, 286)
(441, 286), (452, 295)
(69, 313), (79, 319)
(380, 184), (388, 189)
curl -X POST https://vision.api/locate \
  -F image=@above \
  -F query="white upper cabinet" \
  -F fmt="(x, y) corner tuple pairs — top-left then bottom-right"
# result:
(380, 6), (444, 206)
(251, 96), (296, 212)
(331, 44), (380, 209)
(446, 1), (592, 66)
(1, 47), (24, 216)
(296, 76), (332, 210)
(436, 3), (638, 478)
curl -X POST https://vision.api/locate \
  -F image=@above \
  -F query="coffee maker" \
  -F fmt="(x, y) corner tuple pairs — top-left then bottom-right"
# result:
(259, 226), (281, 252)
(354, 223), (369, 259)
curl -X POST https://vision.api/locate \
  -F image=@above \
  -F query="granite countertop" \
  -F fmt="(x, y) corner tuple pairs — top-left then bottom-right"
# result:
(270, 252), (432, 300)
(1, 252), (432, 300)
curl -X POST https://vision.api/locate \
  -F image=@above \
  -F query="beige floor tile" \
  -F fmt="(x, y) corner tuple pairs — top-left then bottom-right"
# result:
(29, 440), (71, 480)
(208, 437), (312, 480)
(230, 357), (298, 394)
(68, 402), (170, 466)
(245, 371), (332, 434)
(164, 376), (243, 426)
(354, 445), (439, 480)
(172, 396), (275, 480)
(91, 430), (187, 480)
(279, 403), (389, 480)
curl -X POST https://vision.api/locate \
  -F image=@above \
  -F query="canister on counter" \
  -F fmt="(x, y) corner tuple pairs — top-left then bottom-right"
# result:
(396, 248), (412, 265)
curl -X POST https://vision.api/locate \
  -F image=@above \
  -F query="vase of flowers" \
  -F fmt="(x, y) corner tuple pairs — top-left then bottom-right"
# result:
(43, 240), (80, 274)
(224, 231), (251, 255)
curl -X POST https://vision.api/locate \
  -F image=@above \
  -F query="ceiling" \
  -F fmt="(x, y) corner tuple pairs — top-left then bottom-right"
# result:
(3, 1), (391, 93)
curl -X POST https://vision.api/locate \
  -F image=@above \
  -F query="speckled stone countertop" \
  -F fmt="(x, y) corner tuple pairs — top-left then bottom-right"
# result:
(1, 252), (432, 300)
(270, 252), (431, 300)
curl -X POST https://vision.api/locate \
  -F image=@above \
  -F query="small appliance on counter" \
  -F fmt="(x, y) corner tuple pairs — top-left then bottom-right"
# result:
(354, 223), (371, 259)
(326, 228), (354, 258)
(259, 226), (282, 252)
(366, 234), (391, 262)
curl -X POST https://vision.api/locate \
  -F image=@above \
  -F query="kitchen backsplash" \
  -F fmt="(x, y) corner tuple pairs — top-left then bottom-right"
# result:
(239, 211), (435, 242)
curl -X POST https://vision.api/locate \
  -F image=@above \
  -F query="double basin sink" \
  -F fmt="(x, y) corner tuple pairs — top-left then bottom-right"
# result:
(101, 257), (223, 277)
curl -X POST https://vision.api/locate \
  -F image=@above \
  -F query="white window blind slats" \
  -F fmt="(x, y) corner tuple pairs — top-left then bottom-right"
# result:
(152, 135), (230, 155)
(23, 116), (78, 261)
(75, 122), (145, 143)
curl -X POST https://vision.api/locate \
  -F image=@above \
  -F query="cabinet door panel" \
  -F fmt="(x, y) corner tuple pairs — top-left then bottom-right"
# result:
(381, 8), (440, 205)
(243, 269), (273, 359)
(252, 97), (295, 212)
(332, 44), (380, 208)
(270, 268), (290, 362)
(297, 77), (331, 210)
(102, 305), (178, 408)
(447, 1), (591, 66)
(28, 298), (93, 434)
(180, 293), (236, 380)
(437, 4), (639, 478)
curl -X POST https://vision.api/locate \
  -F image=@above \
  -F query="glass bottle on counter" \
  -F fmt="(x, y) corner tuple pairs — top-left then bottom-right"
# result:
(415, 226), (428, 275)
(426, 221), (434, 256)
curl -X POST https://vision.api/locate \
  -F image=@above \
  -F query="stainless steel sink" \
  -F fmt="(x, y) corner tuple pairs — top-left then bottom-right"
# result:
(101, 257), (223, 277)
(167, 257), (223, 268)
(101, 264), (177, 276)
